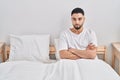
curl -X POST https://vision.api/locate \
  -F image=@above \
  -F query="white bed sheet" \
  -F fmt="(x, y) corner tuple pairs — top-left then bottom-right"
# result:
(0, 59), (119, 80)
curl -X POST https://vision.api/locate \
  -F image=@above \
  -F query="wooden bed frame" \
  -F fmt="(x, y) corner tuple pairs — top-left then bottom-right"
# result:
(3, 45), (106, 61)
(112, 42), (120, 75)
(2, 44), (120, 75)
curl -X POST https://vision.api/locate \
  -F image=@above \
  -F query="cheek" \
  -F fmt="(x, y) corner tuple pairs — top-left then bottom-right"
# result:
(81, 19), (85, 23)
(79, 20), (84, 24)
(72, 21), (76, 24)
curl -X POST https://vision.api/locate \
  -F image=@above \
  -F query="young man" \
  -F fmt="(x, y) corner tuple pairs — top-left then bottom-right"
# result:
(59, 7), (97, 60)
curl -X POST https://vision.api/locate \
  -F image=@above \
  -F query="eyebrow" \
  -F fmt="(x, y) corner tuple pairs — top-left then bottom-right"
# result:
(78, 18), (82, 19)
(72, 17), (82, 19)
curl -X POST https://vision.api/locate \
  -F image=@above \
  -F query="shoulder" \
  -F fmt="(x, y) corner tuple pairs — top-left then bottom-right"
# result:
(85, 27), (96, 34)
(60, 29), (70, 36)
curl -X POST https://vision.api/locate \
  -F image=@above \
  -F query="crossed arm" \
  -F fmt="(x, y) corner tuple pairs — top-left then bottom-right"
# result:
(59, 43), (97, 60)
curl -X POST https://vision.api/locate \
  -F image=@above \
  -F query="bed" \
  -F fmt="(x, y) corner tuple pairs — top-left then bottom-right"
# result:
(0, 34), (120, 80)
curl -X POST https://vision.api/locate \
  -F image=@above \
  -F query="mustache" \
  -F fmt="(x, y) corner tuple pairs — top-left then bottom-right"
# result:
(74, 25), (82, 30)
(74, 26), (81, 30)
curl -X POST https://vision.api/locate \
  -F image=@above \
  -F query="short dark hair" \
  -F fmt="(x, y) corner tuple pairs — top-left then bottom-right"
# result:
(71, 7), (84, 16)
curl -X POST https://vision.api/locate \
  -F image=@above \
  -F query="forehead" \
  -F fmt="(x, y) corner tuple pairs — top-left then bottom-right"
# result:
(71, 13), (84, 18)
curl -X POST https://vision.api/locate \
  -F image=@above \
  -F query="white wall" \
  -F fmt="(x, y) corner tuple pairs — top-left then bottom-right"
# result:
(0, 0), (120, 64)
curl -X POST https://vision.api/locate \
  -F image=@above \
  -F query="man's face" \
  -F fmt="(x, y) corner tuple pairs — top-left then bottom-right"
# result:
(71, 13), (85, 30)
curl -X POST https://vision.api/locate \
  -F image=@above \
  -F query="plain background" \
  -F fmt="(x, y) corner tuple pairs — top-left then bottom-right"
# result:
(0, 0), (120, 65)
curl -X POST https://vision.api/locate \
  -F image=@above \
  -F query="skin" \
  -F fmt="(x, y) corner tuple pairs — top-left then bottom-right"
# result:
(59, 13), (97, 60)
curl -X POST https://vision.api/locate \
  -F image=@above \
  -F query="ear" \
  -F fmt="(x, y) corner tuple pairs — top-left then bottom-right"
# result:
(83, 16), (85, 21)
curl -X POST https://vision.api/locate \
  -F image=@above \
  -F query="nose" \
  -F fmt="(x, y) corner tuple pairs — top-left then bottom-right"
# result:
(76, 20), (79, 24)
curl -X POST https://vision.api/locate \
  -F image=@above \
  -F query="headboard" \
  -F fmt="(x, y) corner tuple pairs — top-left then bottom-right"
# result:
(4, 45), (106, 61)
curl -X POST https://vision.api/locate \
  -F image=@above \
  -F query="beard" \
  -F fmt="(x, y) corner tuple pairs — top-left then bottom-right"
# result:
(73, 24), (83, 30)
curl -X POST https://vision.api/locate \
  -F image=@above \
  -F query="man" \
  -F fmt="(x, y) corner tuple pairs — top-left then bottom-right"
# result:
(59, 7), (97, 60)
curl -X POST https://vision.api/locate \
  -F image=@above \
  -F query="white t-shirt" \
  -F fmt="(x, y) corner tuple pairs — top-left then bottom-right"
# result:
(59, 27), (97, 51)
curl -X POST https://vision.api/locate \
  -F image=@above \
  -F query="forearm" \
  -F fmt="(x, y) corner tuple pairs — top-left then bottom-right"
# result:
(74, 49), (97, 59)
(59, 50), (80, 60)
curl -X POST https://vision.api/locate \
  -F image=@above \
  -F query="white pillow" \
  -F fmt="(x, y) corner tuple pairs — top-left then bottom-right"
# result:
(9, 34), (50, 62)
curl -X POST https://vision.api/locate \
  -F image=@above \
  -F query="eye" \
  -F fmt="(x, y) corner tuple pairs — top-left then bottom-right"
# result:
(72, 18), (76, 21)
(78, 18), (82, 21)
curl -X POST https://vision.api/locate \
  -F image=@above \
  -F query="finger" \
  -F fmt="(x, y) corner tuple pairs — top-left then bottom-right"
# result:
(89, 44), (95, 48)
(90, 46), (96, 50)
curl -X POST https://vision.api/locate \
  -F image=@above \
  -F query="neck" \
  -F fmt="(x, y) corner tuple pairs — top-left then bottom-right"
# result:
(70, 27), (83, 34)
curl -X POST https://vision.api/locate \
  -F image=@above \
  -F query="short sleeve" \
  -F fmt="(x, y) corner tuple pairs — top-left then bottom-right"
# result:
(88, 30), (98, 47)
(59, 32), (68, 51)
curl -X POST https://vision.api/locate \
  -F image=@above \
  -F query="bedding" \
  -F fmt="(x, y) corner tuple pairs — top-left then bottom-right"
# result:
(0, 59), (119, 80)
(9, 34), (50, 62)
